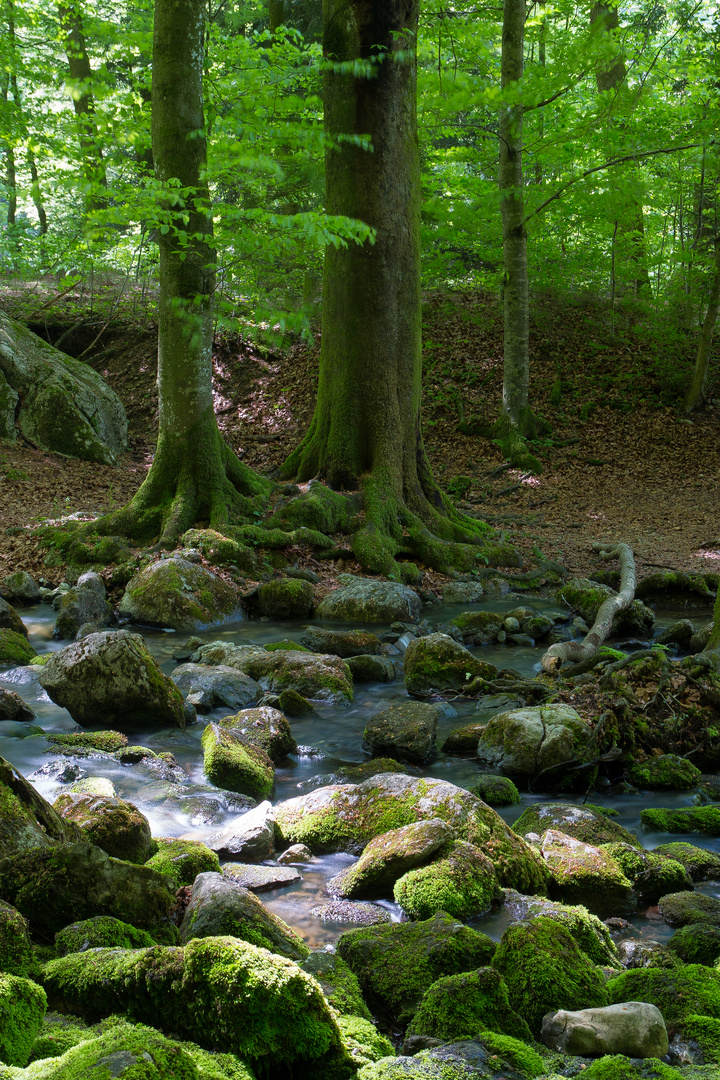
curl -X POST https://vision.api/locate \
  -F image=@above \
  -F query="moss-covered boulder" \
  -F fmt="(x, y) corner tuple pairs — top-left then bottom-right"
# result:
(41, 936), (348, 1075)
(502, 889), (619, 967)
(0, 754), (81, 860)
(404, 967), (532, 1044)
(219, 706), (297, 762)
(570, 1056), (684, 1080)
(607, 965), (720, 1032)
(0, 972), (46, 1067)
(52, 793), (155, 865)
(327, 818), (455, 900)
(336, 910), (497, 1026)
(38, 630), (188, 729)
(600, 843), (692, 902)
(442, 721), (489, 756)
(171, 663), (262, 713)
(513, 802), (642, 848)
(540, 829), (637, 917)
(0, 572), (41, 606)
(0, 687), (34, 722)
(47, 730), (128, 753)
(299, 627), (384, 658)
(653, 842), (720, 882)
(557, 577), (655, 637)
(469, 775), (520, 806)
(179, 872), (308, 960)
(449, 610), (504, 645)
(0, 629), (36, 666)
(273, 773), (550, 895)
(362, 702), (440, 766)
(658, 890), (720, 927)
(54, 916), (157, 955)
(493, 916), (609, 1035)
(0, 598), (27, 638)
(0, 900), (33, 976)
(346, 654), (396, 683)
(53, 585), (113, 640)
(337, 1013), (395, 1070)
(0, 842), (176, 939)
(181, 527), (260, 575)
(145, 838), (221, 886)
(641, 806), (720, 835)
(394, 840), (501, 921)
(676, 1014), (720, 1064)
(666, 923), (720, 966)
(257, 578), (314, 619)
(315, 575), (421, 624)
(627, 755), (702, 791)
(119, 558), (243, 632)
(477, 708), (595, 788)
(301, 952), (372, 1019)
(201, 723), (275, 800)
(357, 1039), (543, 1080)
(403, 633), (498, 695)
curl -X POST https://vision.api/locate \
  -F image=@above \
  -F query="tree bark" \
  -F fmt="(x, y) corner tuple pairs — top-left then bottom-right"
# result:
(684, 237), (720, 413)
(58, 1), (108, 211)
(282, 0), (491, 580)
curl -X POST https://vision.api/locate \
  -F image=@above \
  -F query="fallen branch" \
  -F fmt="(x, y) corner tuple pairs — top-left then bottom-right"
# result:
(541, 541), (636, 674)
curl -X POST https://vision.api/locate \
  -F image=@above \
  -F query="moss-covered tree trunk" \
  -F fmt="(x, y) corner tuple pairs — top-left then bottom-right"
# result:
(282, 0), (491, 581)
(684, 236), (720, 414)
(92, 0), (268, 546)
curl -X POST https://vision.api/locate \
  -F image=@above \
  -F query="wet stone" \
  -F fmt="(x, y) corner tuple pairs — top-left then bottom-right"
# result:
(222, 864), (301, 891)
(310, 900), (392, 926)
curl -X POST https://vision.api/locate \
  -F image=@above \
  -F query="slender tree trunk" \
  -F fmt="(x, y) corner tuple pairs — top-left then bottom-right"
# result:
(58, 1), (108, 211)
(28, 151), (48, 235)
(684, 237), (720, 413)
(0, 69), (16, 230)
(282, 0), (491, 580)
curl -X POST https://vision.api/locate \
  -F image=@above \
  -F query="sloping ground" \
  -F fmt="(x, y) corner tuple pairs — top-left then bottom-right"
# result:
(0, 282), (718, 585)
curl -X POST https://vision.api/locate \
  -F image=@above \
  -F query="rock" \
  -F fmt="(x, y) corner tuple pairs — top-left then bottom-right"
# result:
(469, 774), (520, 806)
(179, 871), (308, 959)
(0, 628), (36, 665)
(0, 900), (33, 976)
(476, 707), (596, 788)
(53, 585), (113, 640)
(273, 772), (550, 895)
(327, 818), (456, 899)
(362, 701), (440, 765)
(541, 1001), (668, 1059)
(0, 753), (82, 859)
(277, 687), (316, 716)
(403, 633), (498, 695)
(502, 889), (619, 966)
(658, 890), (720, 927)
(616, 938), (678, 969)
(219, 705), (297, 761)
(540, 829), (637, 917)
(299, 627), (385, 657)
(557, 577), (655, 637)
(223, 863), (300, 891)
(47, 729), (128, 753)
(600, 842), (693, 902)
(54, 916), (157, 955)
(0, 688), (34, 721)
(404, 966), (531, 1045)
(301, 951), (371, 1019)
(119, 557), (243, 631)
(346, 654), (396, 682)
(442, 722), (487, 755)
(514, 802), (642, 848)
(641, 805), (720, 835)
(0, 571), (41, 606)
(0, 311), (127, 464)
(311, 900), (391, 925)
(52, 793), (155, 864)
(653, 842), (720, 881)
(207, 800), (275, 860)
(0, 597), (27, 637)
(144, 838), (220, 885)
(442, 582), (485, 604)
(667, 923), (720, 965)
(171, 663), (261, 713)
(449, 610), (504, 645)
(394, 840), (502, 920)
(628, 755), (702, 790)
(256, 578), (314, 618)
(658, 619), (695, 647)
(336, 909), (497, 1025)
(493, 916), (609, 1035)
(359, 1040), (538, 1080)
(38, 630), (188, 729)
(278, 844), (313, 864)
(0, 972), (47, 1067)
(607, 964), (720, 1032)
(0, 842), (176, 939)
(202, 723), (274, 801)
(179, 528), (260, 575)
(316, 574), (421, 623)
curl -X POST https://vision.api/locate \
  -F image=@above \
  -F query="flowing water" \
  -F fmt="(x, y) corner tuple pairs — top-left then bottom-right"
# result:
(1, 595), (718, 950)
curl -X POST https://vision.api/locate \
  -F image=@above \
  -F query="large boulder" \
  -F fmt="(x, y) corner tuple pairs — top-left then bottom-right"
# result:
(299, 627), (385, 657)
(315, 574), (421, 623)
(658, 890), (720, 927)
(179, 871), (308, 960)
(0, 311), (127, 464)
(403, 966), (531, 1044)
(627, 755), (702, 791)
(0, 971), (47, 1067)
(119, 557), (243, 631)
(557, 577), (655, 637)
(362, 701), (440, 765)
(502, 890), (619, 967)
(540, 830), (637, 917)
(38, 629), (189, 729)
(327, 818), (455, 900)
(53, 792), (155, 864)
(53, 585), (113, 640)
(189, 640), (354, 705)
(0, 572), (41, 606)
(273, 773), (550, 895)
(54, 916), (157, 955)
(477, 706), (595, 787)
(201, 723), (274, 800)
(541, 1002), (668, 1059)
(0, 754), (81, 859)
(170, 663), (261, 713)
(219, 705), (297, 761)
(403, 633), (498, 695)
(394, 840), (501, 921)
(0, 597), (27, 637)
(513, 802), (642, 849)
(256, 578), (314, 618)
(207, 800), (275, 860)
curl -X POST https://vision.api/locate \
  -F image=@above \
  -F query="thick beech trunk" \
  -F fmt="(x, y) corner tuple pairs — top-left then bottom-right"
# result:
(684, 237), (720, 414)
(282, 0), (490, 580)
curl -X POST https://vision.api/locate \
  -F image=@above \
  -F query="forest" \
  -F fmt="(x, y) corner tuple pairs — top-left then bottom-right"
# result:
(1, 1), (720, 1079)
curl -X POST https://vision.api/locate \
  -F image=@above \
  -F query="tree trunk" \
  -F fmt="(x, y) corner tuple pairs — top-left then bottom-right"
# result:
(269, 0), (285, 31)
(28, 151), (48, 235)
(684, 237), (720, 413)
(91, 0), (268, 546)
(282, 0), (491, 580)
(58, 1), (108, 211)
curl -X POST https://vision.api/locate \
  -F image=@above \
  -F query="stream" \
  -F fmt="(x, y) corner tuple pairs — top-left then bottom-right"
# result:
(1, 593), (718, 951)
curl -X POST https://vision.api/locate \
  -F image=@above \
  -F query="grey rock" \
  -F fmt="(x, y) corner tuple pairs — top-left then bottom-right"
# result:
(222, 863), (301, 891)
(299, 626), (385, 657)
(315, 574), (421, 624)
(0, 597), (27, 637)
(0, 687), (35, 721)
(0, 369), (18, 440)
(76, 571), (106, 596)
(441, 582), (484, 604)
(208, 800), (275, 860)
(476, 705), (594, 786)
(362, 701), (440, 765)
(403, 633), (498, 694)
(558, 577), (655, 637)
(327, 818), (456, 899)
(0, 572), (41, 606)
(171, 663), (261, 713)
(54, 585), (113, 640)
(310, 900), (391, 925)
(346, 654), (396, 683)
(616, 938), (678, 969)
(277, 844), (313, 864)
(119, 557), (243, 632)
(541, 1002), (668, 1059)
(657, 619), (694, 647)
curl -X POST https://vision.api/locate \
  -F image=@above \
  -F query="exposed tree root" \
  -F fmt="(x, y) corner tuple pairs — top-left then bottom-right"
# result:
(541, 541), (637, 674)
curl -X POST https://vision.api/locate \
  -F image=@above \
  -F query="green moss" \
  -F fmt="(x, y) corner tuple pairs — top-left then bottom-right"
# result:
(628, 755), (701, 791)
(600, 842), (691, 901)
(301, 953), (372, 1019)
(0, 631), (36, 666)
(336, 1015), (394, 1068)
(264, 640), (310, 653)
(667, 924), (720, 966)
(269, 485), (351, 536)
(28, 1012), (94, 1062)
(492, 917), (608, 1035)
(653, 843), (720, 881)
(28, 1020), (201, 1079)
(201, 724), (274, 800)
(405, 966), (532, 1043)
(277, 689), (316, 716)
(52, 794), (155, 865)
(468, 775), (520, 807)
(145, 839), (221, 887)
(607, 965), (720, 1030)
(0, 901), (34, 977)
(680, 1014), (720, 1063)
(47, 731), (128, 753)
(55, 917), (157, 956)
(181, 529), (259, 575)
(473, 1032), (545, 1077)
(641, 806), (720, 835)
(513, 802), (642, 849)
(336, 759), (407, 783)
(257, 579), (314, 619)
(393, 841), (501, 920)
(578, 1056), (685, 1080)
(0, 973), (47, 1067)
(503, 897), (618, 967)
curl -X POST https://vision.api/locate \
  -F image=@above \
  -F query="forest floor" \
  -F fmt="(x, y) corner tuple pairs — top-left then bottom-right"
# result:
(1, 279), (719, 590)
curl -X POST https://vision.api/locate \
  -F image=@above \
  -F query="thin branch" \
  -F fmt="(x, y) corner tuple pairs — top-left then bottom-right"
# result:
(523, 72), (587, 113)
